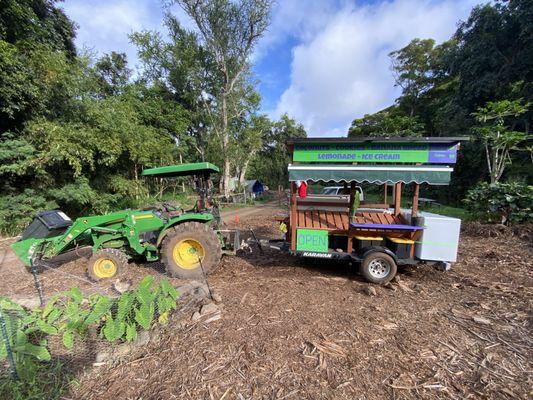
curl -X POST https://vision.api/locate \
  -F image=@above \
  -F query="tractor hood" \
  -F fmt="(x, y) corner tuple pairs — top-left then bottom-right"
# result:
(141, 162), (220, 178)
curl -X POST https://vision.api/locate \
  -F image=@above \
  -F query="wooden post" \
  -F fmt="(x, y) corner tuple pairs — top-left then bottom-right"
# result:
(347, 182), (355, 253)
(412, 183), (420, 218)
(349, 182), (355, 219)
(383, 184), (388, 205)
(290, 182), (298, 251)
(394, 182), (402, 215)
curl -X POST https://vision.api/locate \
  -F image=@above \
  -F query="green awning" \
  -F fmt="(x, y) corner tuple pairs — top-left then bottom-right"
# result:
(288, 164), (453, 185)
(142, 162), (220, 178)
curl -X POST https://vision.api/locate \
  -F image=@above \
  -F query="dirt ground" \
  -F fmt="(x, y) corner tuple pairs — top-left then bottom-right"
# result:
(1, 205), (532, 399)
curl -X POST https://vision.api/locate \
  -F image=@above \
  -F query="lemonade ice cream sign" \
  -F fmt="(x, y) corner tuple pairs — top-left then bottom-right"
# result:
(293, 142), (457, 164)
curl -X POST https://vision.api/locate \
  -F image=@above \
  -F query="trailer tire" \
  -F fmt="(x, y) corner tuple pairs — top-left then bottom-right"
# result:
(87, 249), (128, 281)
(360, 252), (397, 285)
(161, 222), (222, 280)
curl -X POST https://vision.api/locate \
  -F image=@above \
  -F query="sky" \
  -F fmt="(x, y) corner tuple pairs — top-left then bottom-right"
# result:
(60, 0), (484, 137)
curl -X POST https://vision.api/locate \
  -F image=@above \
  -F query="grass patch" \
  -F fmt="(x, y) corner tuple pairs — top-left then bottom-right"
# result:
(0, 359), (73, 400)
(419, 204), (473, 220)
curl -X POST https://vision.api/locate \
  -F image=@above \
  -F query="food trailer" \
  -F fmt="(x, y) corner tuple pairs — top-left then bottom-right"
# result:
(276, 137), (467, 284)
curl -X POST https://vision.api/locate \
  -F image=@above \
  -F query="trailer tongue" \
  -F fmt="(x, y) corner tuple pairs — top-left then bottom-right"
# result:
(271, 136), (468, 284)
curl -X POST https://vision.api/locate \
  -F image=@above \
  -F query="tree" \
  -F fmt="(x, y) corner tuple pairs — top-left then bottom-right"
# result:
(131, 16), (218, 161)
(94, 52), (131, 97)
(233, 114), (270, 184)
(472, 99), (530, 183)
(249, 114), (306, 189)
(171, 0), (272, 195)
(389, 39), (436, 116)
(0, 0), (77, 56)
(348, 107), (425, 137)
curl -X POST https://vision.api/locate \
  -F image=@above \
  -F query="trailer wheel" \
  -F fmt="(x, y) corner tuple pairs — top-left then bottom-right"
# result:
(161, 222), (222, 279)
(87, 249), (128, 281)
(361, 252), (397, 284)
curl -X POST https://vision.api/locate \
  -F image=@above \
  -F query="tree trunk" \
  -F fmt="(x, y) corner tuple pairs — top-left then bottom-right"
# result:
(219, 91), (231, 197)
(238, 158), (250, 185)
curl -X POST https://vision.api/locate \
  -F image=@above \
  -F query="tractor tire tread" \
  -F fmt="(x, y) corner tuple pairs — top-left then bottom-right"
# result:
(87, 248), (128, 282)
(161, 221), (222, 280)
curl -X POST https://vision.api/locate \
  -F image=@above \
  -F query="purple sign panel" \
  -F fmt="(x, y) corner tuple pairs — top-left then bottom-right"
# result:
(428, 144), (457, 164)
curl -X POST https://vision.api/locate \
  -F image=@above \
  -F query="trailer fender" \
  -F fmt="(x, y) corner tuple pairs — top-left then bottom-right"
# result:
(358, 246), (398, 264)
(156, 213), (214, 246)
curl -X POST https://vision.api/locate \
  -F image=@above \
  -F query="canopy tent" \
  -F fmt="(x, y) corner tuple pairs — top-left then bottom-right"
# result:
(142, 162), (219, 178)
(288, 164), (453, 185)
(245, 179), (264, 194)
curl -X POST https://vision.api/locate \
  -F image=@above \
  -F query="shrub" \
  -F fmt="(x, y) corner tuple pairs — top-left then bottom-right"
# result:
(0, 190), (57, 236)
(464, 182), (533, 224)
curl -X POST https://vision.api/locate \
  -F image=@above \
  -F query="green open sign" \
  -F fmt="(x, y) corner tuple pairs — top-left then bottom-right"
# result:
(296, 229), (329, 252)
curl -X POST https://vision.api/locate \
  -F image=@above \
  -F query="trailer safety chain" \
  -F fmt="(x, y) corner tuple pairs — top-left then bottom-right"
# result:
(0, 310), (19, 380)
(197, 256), (213, 301)
(249, 229), (263, 254)
(29, 257), (45, 307)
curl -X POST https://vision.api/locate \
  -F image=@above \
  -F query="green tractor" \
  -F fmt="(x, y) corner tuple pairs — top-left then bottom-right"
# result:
(11, 163), (237, 281)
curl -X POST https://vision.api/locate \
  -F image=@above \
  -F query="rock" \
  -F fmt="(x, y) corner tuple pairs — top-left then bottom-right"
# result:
(204, 311), (222, 324)
(397, 282), (414, 292)
(211, 292), (222, 303)
(191, 311), (201, 322)
(115, 343), (132, 356)
(473, 316), (492, 325)
(11, 296), (41, 310)
(413, 284), (424, 293)
(392, 275), (401, 283)
(382, 322), (398, 330)
(176, 283), (194, 296)
(200, 303), (218, 316)
(384, 283), (397, 291)
(113, 279), (131, 294)
(194, 286), (209, 297)
(364, 286), (377, 296)
(95, 351), (110, 363)
(175, 320), (187, 329)
(133, 330), (150, 347)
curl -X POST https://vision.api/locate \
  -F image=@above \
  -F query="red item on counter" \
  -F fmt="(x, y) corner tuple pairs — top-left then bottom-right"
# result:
(298, 181), (307, 199)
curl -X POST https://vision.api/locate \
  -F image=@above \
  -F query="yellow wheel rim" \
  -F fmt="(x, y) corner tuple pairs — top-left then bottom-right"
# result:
(172, 239), (205, 270)
(92, 258), (117, 278)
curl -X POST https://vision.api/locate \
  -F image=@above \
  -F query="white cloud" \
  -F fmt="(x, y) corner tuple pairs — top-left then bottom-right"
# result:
(273, 0), (481, 137)
(61, 0), (196, 70)
(253, 0), (339, 60)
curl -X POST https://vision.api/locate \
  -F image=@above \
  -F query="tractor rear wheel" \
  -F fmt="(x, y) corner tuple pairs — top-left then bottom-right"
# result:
(87, 249), (128, 281)
(161, 222), (222, 280)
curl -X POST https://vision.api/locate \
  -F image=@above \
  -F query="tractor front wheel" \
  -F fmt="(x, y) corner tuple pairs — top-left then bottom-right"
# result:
(161, 222), (222, 280)
(87, 249), (128, 281)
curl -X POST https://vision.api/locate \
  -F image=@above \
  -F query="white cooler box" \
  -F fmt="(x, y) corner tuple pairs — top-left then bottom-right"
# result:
(410, 211), (461, 262)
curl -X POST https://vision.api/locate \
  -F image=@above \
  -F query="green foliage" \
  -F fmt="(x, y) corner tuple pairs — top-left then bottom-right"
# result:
(472, 99), (530, 183)
(348, 107), (425, 137)
(0, 190), (57, 235)
(0, 279), (179, 398)
(464, 182), (533, 224)
(389, 38), (437, 116)
(0, 277), (180, 386)
(0, 357), (72, 400)
(249, 114), (307, 189)
(347, 1), (533, 203)
(37, 277), (180, 348)
(0, 1), (195, 236)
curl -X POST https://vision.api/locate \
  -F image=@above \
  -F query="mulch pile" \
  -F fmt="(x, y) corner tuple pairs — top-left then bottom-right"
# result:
(1, 208), (532, 399)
